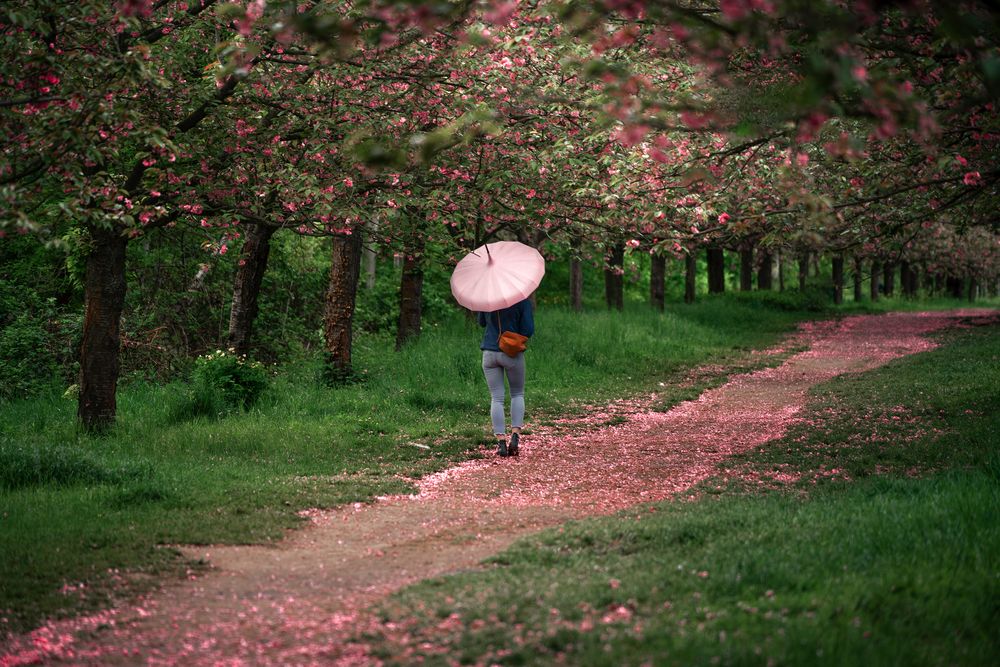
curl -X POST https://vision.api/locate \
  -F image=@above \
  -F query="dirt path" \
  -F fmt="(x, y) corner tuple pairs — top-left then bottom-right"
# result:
(3, 309), (996, 666)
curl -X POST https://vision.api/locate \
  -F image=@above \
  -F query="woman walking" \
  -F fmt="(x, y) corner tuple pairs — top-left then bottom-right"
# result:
(478, 298), (534, 457)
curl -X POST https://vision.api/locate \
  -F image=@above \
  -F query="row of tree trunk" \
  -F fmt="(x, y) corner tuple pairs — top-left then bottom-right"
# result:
(78, 225), (988, 431)
(598, 245), (986, 311)
(76, 219), (432, 431)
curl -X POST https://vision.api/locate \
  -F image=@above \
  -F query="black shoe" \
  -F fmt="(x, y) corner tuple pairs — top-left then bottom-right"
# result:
(496, 439), (508, 457)
(509, 432), (520, 457)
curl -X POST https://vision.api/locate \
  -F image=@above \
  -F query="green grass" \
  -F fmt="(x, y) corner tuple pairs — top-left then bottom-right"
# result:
(712, 316), (1000, 493)
(0, 294), (815, 635)
(361, 321), (1000, 666)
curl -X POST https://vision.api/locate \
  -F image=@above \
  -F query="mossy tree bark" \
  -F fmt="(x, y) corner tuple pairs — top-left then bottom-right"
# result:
(396, 238), (425, 350)
(78, 225), (127, 432)
(323, 229), (363, 383)
(227, 222), (277, 357)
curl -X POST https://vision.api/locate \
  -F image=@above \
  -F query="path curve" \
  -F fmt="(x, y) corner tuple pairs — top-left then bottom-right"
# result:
(2, 309), (996, 666)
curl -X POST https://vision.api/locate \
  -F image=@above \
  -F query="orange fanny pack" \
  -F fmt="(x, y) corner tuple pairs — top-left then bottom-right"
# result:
(497, 311), (528, 357)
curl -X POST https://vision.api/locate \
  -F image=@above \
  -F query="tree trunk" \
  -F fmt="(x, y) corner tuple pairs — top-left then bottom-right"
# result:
(832, 254), (844, 305)
(798, 251), (809, 290)
(946, 276), (963, 298)
(323, 229), (363, 383)
(777, 249), (785, 292)
(684, 252), (696, 304)
(364, 220), (378, 290)
(870, 260), (881, 301)
(364, 242), (377, 291)
(569, 258), (583, 312)
(853, 256), (863, 302)
(883, 263), (895, 296)
(707, 246), (725, 294)
(739, 245), (754, 292)
(757, 251), (773, 290)
(906, 263), (919, 297)
(78, 225), (128, 432)
(650, 253), (665, 311)
(967, 277), (977, 303)
(171, 261), (214, 332)
(604, 242), (624, 310)
(569, 236), (583, 312)
(227, 223), (277, 357)
(922, 270), (934, 295)
(396, 240), (425, 349)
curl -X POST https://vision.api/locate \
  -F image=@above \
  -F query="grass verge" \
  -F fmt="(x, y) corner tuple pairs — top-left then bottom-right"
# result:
(360, 320), (1000, 666)
(1, 295), (812, 635)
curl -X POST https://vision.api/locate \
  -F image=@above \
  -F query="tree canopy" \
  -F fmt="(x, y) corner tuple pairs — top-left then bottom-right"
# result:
(1, 0), (997, 427)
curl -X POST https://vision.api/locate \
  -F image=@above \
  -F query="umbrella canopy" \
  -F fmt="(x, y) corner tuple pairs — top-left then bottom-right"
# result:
(450, 241), (545, 311)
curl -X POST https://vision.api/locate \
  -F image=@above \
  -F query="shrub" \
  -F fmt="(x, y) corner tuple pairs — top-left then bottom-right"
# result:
(726, 286), (831, 312)
(188, 348), (270, 416)
(0, 313), (60, 401)
(0, 277), (81, 401)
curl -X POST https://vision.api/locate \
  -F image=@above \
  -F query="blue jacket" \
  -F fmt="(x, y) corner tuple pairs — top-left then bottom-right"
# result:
(477, 299), (535, 351)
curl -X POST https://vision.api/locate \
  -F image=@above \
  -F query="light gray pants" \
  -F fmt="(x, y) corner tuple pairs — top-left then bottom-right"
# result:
(482, 350), (525, 436)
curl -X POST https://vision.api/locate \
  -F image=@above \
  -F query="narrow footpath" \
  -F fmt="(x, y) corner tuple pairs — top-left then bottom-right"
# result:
(2, 309), (995, 666)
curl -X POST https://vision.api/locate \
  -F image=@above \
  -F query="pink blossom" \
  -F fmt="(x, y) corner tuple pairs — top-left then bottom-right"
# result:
(483, 2), (517, 26)
(613, 124), (649, 147)
(679, 111), (709, 129)
(116, 0), (152, 18)
(963, 171), (982, 186)
(344, 177), (353, 188)
(720, 0), (751, 21)
(649, 148), (669, 163)
(626, 239), (640, 249)
(796, 112), (828, 142)
(717, 212), (731, 224)
(955, 155), (968, 166)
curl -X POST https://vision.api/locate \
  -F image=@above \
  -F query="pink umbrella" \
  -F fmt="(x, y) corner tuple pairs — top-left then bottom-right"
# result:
(450, 241), (545, 311)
